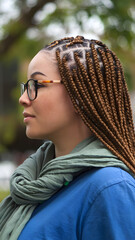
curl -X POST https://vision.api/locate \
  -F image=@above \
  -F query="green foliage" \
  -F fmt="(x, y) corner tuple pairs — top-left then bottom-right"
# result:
(0, 112), (20, 153)
(0, 190), (9, 202)
(10, 36), (43, 61)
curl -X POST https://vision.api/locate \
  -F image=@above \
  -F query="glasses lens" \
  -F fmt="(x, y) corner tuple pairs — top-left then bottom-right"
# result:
(20, 83), (25, 96)
(28, 79), (36, 100)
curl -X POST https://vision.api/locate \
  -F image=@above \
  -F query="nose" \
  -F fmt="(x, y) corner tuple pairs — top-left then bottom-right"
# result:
(19, 90), (31, 106)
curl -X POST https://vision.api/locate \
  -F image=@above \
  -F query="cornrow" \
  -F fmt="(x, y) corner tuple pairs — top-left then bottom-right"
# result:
(44, 36), (135, 174)
(66, 36), (84, 47)
(47, 37), (74, 48)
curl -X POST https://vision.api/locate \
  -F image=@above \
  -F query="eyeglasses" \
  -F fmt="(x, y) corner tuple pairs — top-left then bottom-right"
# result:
(20, 79), (61, 101)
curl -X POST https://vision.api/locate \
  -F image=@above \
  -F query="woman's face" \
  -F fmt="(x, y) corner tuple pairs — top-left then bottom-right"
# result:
(19, 51), (79, 141)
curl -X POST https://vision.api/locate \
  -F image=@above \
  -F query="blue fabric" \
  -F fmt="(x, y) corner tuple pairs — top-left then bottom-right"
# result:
(18, 167), (135, 240)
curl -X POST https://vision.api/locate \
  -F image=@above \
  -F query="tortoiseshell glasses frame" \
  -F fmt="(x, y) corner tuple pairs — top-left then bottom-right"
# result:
(20, 79), (62, 101)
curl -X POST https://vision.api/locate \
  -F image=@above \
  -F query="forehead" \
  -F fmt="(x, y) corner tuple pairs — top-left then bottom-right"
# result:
(27, 51), (59, 79)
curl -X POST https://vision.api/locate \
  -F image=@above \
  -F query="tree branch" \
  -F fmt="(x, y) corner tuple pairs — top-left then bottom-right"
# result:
(0, 0), (56, 56)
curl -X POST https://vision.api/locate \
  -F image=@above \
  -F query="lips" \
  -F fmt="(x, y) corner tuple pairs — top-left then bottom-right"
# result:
(23, 112), (35, 118)
(23, 112), (35, 122)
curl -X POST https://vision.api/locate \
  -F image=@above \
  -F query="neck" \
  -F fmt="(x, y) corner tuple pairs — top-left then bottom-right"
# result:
(52, 122), (92, 158)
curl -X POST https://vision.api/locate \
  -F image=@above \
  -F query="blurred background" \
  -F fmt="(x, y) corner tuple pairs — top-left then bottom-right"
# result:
(0, 0), (135, 200)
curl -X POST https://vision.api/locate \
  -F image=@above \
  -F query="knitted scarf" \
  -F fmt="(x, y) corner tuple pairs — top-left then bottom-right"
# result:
(0, 136), (132, 240)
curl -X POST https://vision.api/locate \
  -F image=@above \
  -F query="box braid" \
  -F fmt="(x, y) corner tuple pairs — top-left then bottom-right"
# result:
(44, 36), (135, 174)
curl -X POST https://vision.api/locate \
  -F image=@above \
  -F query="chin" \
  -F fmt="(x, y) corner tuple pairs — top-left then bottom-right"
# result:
(26, 131), (39, 140)
(26, 130), (46, 140)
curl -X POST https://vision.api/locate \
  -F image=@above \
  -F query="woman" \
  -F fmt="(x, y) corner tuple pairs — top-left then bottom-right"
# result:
(0, 36), (135, 240)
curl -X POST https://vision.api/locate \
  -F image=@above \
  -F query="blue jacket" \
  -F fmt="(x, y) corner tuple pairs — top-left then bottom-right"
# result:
(18, 167), (135, 240)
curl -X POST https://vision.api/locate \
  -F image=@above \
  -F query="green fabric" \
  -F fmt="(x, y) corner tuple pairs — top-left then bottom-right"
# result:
(0, 136), (132, 240)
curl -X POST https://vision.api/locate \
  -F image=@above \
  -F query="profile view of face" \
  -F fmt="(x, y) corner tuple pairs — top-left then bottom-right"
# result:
(19, 51), (80, 141)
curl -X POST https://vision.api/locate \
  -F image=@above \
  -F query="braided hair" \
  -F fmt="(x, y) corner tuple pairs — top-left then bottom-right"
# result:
(43, 35), (135, 173)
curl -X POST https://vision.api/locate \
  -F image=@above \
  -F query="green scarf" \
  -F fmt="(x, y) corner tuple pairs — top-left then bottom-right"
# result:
(0, 136), (132, 240)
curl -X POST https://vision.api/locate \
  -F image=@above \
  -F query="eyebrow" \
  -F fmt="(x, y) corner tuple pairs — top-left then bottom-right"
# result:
(30, 71), (47, 78)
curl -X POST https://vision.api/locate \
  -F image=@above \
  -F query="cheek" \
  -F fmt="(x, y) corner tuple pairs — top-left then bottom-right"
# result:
(33, 95), (59, 120)
(34, 86), (76, 122)
(36, 99), (52, 117)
